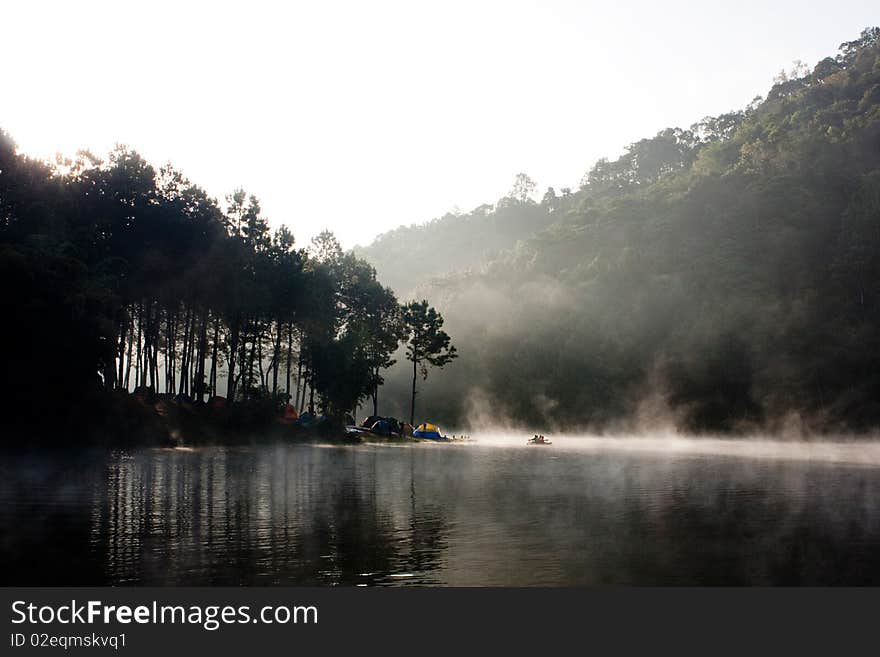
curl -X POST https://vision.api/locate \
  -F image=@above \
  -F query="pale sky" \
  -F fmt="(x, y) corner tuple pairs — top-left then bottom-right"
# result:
(3, 1), (877, 247)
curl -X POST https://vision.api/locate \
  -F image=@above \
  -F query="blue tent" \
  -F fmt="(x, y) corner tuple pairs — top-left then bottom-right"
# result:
(295, 412), (326, 427)
(370, 419), (395, 436)
(413, 423), (444, 440)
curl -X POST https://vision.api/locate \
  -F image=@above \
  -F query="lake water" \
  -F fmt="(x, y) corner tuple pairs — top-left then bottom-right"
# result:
(3, 436), (880, 585)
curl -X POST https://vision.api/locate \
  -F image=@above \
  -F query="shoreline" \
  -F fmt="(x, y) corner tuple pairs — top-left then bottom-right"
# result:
(1, 389), (434, 449)
(10, 390), (880, 450)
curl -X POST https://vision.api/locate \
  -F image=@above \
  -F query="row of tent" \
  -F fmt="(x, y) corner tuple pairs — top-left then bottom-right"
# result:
(359, 416), (446, 440)
(361, 415), (408, 436)
(281, 405), (332, 427)
(281, 405), (446, 438)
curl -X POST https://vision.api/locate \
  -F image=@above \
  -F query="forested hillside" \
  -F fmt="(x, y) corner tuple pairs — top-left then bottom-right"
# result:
(354, 175), (566, 296)
(367, 28), (880, 434)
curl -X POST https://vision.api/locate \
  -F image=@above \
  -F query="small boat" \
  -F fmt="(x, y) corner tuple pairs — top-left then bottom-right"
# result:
(527, 436), (552, 445)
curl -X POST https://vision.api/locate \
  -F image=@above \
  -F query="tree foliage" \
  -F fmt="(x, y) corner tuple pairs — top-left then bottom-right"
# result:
(402, 300), (457, 425)
(0, 132), (446, 438)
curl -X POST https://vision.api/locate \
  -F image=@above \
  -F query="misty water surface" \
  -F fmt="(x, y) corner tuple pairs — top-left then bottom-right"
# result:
(3, 437), (880, 585)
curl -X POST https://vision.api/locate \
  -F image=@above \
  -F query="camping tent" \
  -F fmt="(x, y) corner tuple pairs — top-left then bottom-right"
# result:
(413, 423), (444, 440)
(361, 415), (382, 429)
(370, 419), (395, 436)
(295, 412), (325, 427)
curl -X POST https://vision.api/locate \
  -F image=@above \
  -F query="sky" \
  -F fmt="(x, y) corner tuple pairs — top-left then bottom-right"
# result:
(2, 1), (878, 248)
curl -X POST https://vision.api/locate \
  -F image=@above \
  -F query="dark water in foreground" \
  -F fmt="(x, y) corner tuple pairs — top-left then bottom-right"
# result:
(3, 438), (880, 585)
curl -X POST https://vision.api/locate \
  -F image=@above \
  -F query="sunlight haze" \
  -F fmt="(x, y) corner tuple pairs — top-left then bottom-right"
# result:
(3, 0), (877, 247)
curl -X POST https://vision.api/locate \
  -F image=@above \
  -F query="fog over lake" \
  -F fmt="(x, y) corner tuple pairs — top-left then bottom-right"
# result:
(4, 437), (880, 586)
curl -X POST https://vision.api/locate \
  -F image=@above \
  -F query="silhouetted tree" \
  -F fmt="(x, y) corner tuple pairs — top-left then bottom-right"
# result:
(402, 300), (457, 425)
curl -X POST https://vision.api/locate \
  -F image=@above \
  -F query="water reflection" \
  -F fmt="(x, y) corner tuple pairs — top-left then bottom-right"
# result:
(3, 442), (880, 585)
(82, 446), (450, 585)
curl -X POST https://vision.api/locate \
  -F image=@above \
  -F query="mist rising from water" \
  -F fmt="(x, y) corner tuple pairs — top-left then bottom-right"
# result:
(447, 432), (880, 467)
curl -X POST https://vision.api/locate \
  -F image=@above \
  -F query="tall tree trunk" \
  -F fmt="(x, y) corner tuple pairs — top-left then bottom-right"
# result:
(257, 327), (266, 390)
(272, 322), (282, 397)
(171, 309), (178, 394)
(191, 311), (201, 400)
(239, 321), (249, 400)
(227, 321), (239, 403)
(166, 310), (172, 394)
(209, 315), (219, 398)
(116, 311), (127, 390)
(145, 301), (155, 391)
(185, 310), (196, 396)
(172, 308), (180, 395)
(135, 303), (143, 388)
(410, 356), (418, 426)
(141, 302), (148, 389)
(285, 323), (293, 402)
(150, 302), (160, 392)
(151, 315), (159, 393)
(295, 350), (304, 412)
(178, 307), (191, 396)
(164, 309), (172, 394)
(194, 310), (208, 402)
(124, 314), (134, 390)
(246, 319), (257, 400)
